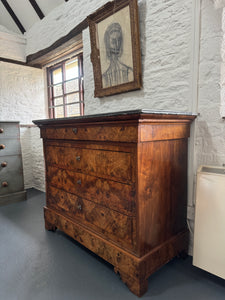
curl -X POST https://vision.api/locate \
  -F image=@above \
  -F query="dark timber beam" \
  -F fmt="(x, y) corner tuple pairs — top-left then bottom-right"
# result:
(26, 18), (88, 66)
(28, 0), (44, 20)
(1, 0), (26, 34)
(0, 57), (41, 68)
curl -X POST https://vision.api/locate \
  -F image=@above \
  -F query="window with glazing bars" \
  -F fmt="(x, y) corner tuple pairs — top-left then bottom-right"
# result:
(47, 54), (84, 118)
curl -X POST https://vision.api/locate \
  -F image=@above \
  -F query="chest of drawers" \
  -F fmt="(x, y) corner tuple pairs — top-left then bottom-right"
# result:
(0, 121), (26, 206)
(33, 110), (195, 296)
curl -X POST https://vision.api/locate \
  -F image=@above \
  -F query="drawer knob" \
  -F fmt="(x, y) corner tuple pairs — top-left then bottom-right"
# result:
(76, 156), (81, 161)
(0, 128), (3, 133)
(72, 128), (78, 134)
(77, 179), (81, 185)
(1, 162), (7, 167)
(0, 144), (5, 150)
(2, 181), (8, 187)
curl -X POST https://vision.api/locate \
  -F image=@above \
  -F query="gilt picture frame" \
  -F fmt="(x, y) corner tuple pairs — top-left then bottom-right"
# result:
(88, 0), (142, 98)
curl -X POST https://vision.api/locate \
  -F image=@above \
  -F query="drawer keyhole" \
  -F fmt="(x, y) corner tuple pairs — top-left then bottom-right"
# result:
(77, 179), (81, 185)
(76, 156), (81, 161)
(72, 128), (78, 134)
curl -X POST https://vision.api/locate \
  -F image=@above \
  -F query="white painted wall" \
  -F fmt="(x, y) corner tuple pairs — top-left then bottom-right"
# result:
(0, 62), (47, 191)
(196, 1), (224, 168)
(221, 7), (225, 116)
(0, 26), (26, 62)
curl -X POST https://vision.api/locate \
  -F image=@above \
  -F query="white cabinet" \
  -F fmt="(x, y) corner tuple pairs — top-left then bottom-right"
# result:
(193, 166), (225, 279)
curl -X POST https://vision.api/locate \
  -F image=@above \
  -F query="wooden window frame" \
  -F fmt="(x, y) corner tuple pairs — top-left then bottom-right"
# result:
(47, 53), (84, 119)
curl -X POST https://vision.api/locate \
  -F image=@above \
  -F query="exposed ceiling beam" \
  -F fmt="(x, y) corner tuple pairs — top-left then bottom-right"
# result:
(28, 0), (45, 20)
(1, 0), (26, 34)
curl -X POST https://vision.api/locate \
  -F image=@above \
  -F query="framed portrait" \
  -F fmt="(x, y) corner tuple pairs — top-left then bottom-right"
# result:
(88, 0), (142, 98)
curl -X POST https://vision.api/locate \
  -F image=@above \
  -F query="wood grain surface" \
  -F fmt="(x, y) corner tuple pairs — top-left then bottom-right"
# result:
(35, 111), (195, 296)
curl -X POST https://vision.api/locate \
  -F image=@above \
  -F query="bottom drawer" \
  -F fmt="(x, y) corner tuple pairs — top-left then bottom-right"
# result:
(47, 186), (136, 251)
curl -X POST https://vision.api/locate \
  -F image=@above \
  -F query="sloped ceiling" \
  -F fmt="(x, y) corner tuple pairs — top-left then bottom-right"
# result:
(0, 0), (67, 35)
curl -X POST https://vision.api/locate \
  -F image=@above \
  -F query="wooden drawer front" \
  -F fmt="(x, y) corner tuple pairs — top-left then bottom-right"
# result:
(0, 155), (24, 195)
(46, 166), (136, 216)
(47, 186), (136, 251)
(45, 145), (133, 183)
(0, 122), (19, 138)
(0, 155), (23, 177)
(42, 125), (137, 142)
(0, 139), (21, 156)
(140, 123), (190, 142)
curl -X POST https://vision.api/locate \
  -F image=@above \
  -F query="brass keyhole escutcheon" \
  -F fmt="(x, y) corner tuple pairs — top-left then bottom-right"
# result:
(72, 128), (78, 134)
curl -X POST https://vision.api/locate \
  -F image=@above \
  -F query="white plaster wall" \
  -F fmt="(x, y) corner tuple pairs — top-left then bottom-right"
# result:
(0, 26), (26, 62)
(213, 0), (225, 8)
(221, 8), (225, 116)
(196, 1), (225, 168)
(0, 62), (47, 190)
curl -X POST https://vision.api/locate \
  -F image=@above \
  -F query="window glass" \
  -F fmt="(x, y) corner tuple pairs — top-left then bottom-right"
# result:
(54, 97), (64, 106)
(53, 84), (63, 97)
(66, 93), (80, 104)
(66, 103), (80, 117)
(52, 68), (62, 84)
(47, 53), (84, 118)
(65, 58), (79, 80)
(54, 106), (64, 118)
(65, 79), (79, 94)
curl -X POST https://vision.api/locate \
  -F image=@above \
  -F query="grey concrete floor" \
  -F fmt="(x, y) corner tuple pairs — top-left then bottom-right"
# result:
(0, 189), (225, 300)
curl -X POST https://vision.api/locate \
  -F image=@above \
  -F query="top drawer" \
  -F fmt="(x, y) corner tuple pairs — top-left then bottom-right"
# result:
(41, 124), (138, 143)
(0, 122), (19, 138)
(45, 144), (134, 184)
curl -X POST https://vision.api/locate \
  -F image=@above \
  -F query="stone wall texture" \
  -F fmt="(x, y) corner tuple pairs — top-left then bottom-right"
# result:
(221, 6), (225, 116)
(0, 28), (26, 62)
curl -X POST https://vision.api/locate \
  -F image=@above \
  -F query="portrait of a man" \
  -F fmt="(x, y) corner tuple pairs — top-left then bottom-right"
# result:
(97, 5), (134, 89)
(88, 0), (141, 97)
(102, 22), (133, 88)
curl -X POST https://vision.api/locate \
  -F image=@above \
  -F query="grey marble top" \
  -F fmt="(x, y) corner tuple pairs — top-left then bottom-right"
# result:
(33, 109), (196, 126)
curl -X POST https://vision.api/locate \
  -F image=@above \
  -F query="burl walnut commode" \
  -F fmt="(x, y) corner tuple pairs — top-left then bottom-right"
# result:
(33, 109), (195, 297)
